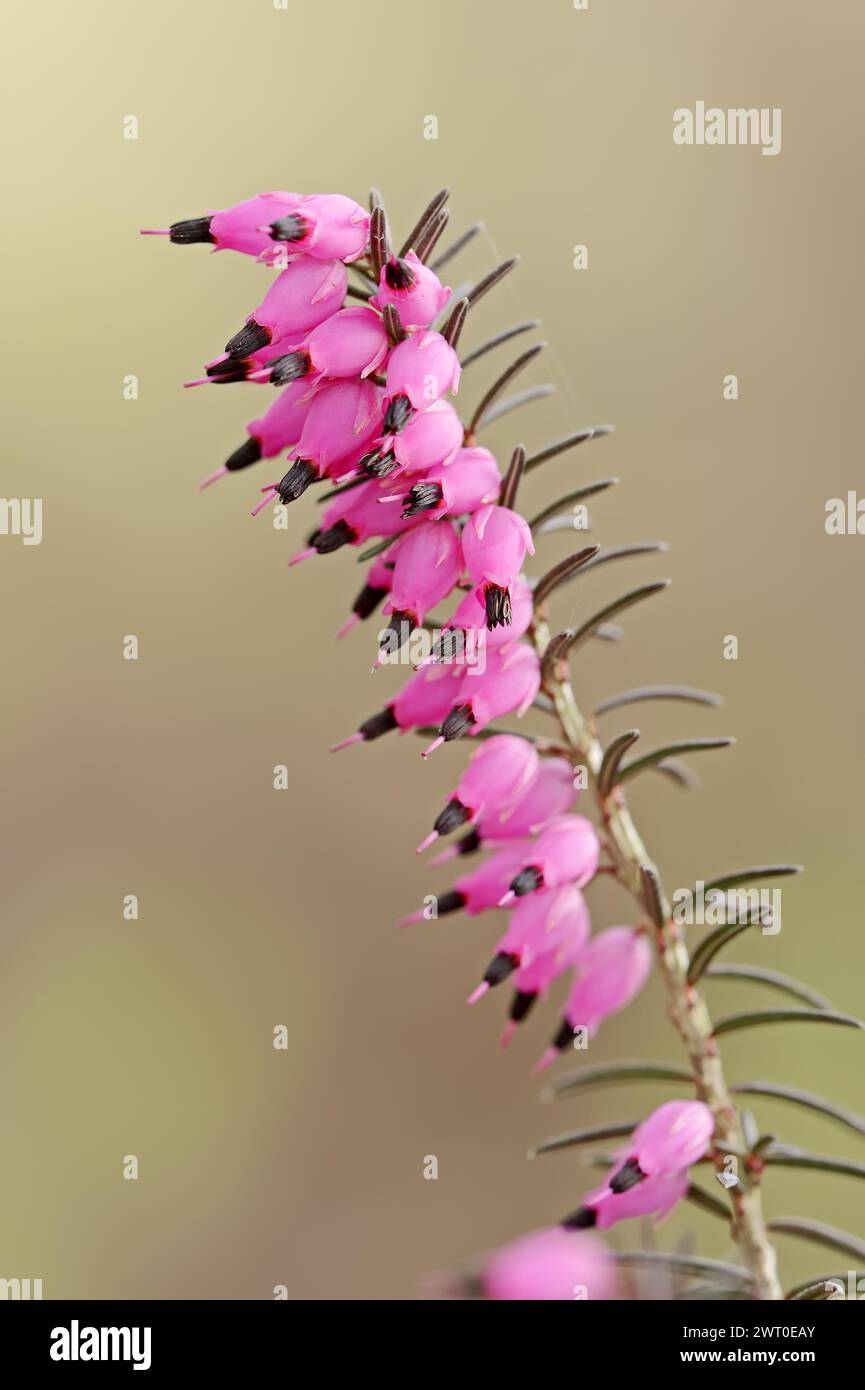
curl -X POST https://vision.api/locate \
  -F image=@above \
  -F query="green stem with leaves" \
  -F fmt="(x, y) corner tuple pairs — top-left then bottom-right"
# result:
(531, 611), (784, 1301)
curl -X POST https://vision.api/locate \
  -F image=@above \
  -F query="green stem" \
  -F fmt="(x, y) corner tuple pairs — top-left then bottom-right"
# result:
(531, 613), (783, 1301)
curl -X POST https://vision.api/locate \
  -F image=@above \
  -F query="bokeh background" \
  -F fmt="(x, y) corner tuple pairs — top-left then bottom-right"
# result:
(2, 0), (863, 1299)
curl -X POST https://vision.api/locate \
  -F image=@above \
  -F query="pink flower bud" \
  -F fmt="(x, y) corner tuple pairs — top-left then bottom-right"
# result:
(461, 504), (535, 628)
(371, 251), (451, 330)
(331, 662), (464, 753)
(416, 734), (540, 853)
(226, 258), (348, 358)
(264, 192), (369, 264)
(391, 400), (464, 476)
(498, 814), (600, 904)
(382, 329), (461, 431)
(379, 522), (463, 651)
(481, 1227), (618, 1301)
(468, 884), (589, 1004)
(275, 379), (382, 504)
(142, 191), (303, 257)
(397, 446), (501, 520)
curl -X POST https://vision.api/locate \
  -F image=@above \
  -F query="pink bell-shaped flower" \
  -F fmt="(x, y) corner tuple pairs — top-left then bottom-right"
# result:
(262, 192), (369, 264)
(532, 926), (652, 1073)
(382, 328), (461, 432)
(377, 522), (463, 659)
(330, 663), (464, 753)
(467, 884), (590, 1005)
(461, 503), (535, 629)
(273, 379), (382, 505)
(422, 645), (541, 756)
(141, 190), (303, 257)
(416, 733), (540, 853)
(497, 814), (600, 905)
(480, 1227), (619, 1301)
(370, 251), (451, 330)
(225, 258), (348, 358)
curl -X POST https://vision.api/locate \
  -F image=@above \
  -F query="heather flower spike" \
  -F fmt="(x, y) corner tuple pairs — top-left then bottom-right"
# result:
(153, 183), (841, 1304)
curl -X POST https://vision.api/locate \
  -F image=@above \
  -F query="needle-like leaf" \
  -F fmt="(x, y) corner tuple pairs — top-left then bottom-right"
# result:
(430, 222), (482, 272)
(528, 479), (618, 532)
(524, 425), (614, 472)
(441, 297), (469, 350)
(787, 1272), (864, 1301)
(729, 1081), (865, 1138)
(476, 384), (555, 429)
(461, 320), (540, 369)
(528, 1121), (637, 1158)
(468, 343), (546, 434)
(609, 1251), (751, 1289)
(762, 1144), (865, 1182)
(687, 923), (757, 983)
(466, 256), (519, 307)
(532, 545), (600, 608)
(616, 737), (734, 788)
(703, 864), (804, 895)
(595, 684), (722, 716)
(543, 1059), (693, 1103)
(640, 865), (668, 927)
(599, 730), (641, 798)
(399, 186), (450, 258)
(499, 444), (527, 512)
(369, 203), (388, 279)
(705, 964), (832, 1011)
(415, 206), (450, 263)
(542, 582), (670, 678)
(767, 1217), (865, 1264)
(713, 1009), (864, 1038)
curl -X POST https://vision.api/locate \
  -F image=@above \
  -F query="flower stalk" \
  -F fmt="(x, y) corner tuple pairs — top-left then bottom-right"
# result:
(531, 610), (783, 1300)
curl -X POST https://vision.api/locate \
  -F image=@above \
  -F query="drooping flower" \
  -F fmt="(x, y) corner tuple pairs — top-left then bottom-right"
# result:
(376, 521), (463, 658)
(271, 378), (382, 505)
(262, 192), (370, 264)
(467, 884), (590, 1005)
(382, 328), (461, 431)
(224, 257), (348, 358)
(480, 1227), (618, 1301)
(561, 1101), (714, 1232)
(370, 251), (451, 329)
(461, 503), (535, 628)
(141, 191), (304, 256)
(497, 814), (601, 903)
(422, 644), (542, 755)
(397, 843), (532, 927)
(417, 733), (540, 852)
(532, 926), (652, 1073)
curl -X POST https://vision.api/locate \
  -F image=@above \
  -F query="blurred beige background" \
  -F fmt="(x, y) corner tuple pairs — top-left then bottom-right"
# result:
(2, 0), (863, 1298)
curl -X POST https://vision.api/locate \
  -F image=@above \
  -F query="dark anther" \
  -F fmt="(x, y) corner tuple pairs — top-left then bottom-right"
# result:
(379, 611), (414, 655)
(384, 257), (416, 291)
(609, 1157), (646, 1195)
(562, 1206), (597, 1231)
(483, 951), (518, 987)
(225, 319), (271, 359)
(268, 213), (313, 243)
(276, 459), (317, 504)
(359, 448), (398, 479)
(358, 708), (399, 741)
(402, 482), (442, 517)
(169, 216), (214, 245)
(433, 798), (469, 837)
(509, 991), (537, 1023)
(313, 520), (357, 555)
(207, 357), (249, 382)
(268, 351), (311, 386)
(553, 1018), (576, 1051)
(434, 890), (466, 917)
(484, 583), (513, 629)
(225, 438), (262, 473)
(440, 703), (474, 742)
(383, 394), (414, 434)
(352, 584), (389, 621)
(509, 866), (544, 897)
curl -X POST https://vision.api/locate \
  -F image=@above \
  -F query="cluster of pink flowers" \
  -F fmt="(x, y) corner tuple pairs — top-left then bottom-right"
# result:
(144, 188), (718, 1299)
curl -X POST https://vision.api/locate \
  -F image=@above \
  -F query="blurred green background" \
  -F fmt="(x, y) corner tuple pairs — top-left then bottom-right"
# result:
(2, 0), (862, 1298)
